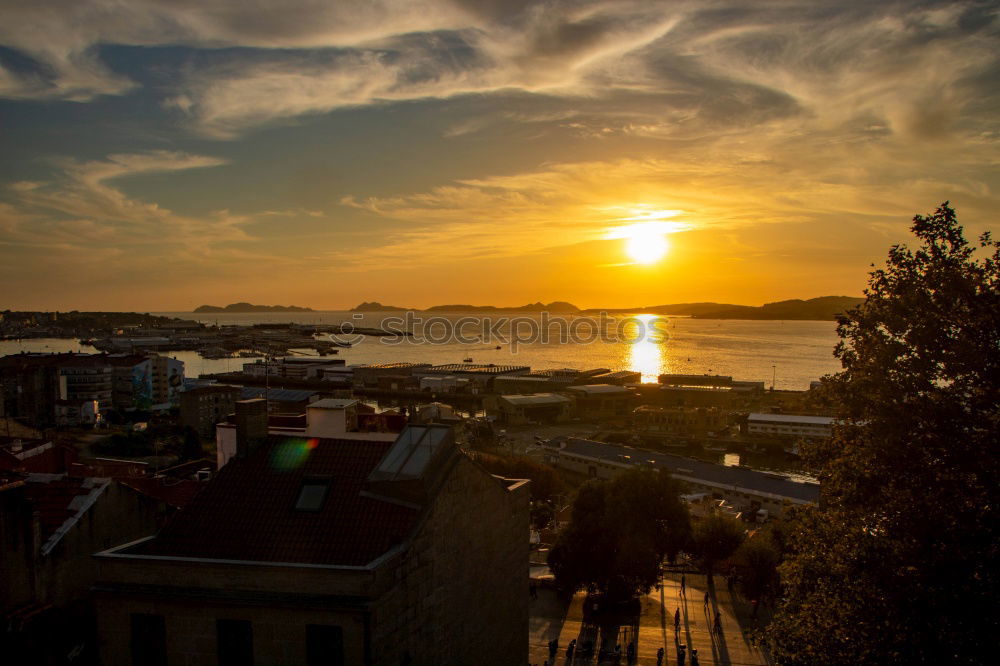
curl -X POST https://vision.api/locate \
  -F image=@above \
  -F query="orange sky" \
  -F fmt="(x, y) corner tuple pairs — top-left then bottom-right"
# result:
(0, 1), (997, 310)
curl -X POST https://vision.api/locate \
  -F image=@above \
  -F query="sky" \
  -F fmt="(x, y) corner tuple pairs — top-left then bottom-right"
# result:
(0, 0), (998, 311)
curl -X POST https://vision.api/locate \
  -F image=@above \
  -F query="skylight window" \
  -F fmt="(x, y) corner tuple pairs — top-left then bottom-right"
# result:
(295, 479), (330, 511)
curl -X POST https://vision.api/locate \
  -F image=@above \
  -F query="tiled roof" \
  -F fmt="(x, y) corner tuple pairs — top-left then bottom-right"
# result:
(135, 437), (419, 566)
(119, 477), (205, 508)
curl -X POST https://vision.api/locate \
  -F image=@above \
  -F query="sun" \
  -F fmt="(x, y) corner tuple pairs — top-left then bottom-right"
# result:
(625, 225), (669, 264)
(603, 207), (683, 265)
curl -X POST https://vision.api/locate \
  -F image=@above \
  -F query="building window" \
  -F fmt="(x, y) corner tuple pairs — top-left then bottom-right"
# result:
(295, 478), (331, 511)
(306, 625), (344, 666)
(217, 619), (253, 666)
(130, 613), (166, 666)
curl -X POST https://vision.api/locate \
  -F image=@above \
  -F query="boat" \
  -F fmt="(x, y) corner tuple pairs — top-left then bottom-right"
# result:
(463, 357), (473, 363)
(495, 345), (502, 350)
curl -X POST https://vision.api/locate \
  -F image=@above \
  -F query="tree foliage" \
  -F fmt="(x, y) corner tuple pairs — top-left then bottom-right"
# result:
(732, 526), (782, 602)
(768, 203), (1000, 665)
(548, 469), (691, 600)
(689, 514), (745, 576)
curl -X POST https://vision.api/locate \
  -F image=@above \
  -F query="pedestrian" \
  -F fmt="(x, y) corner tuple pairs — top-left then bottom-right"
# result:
(751, 598), (759, 619)
(681, 574), (686, 595)
(674, 607), (681, 632)
(704, 590), (710, 606)
(657, 646), (665, 665)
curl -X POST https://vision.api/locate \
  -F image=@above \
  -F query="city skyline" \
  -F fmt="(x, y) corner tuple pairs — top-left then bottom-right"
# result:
(2, 1), (999, 311)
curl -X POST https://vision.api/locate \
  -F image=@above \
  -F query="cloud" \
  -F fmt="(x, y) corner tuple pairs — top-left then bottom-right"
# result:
(1, 0), (997, 148)
(0, 151), (247, 257)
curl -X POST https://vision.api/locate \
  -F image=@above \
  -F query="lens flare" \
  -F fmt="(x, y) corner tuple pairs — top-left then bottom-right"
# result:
(270, 438), (319, 471)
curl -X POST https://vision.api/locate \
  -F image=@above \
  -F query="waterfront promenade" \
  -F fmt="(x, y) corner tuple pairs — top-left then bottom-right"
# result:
(529, 572), (770, 665)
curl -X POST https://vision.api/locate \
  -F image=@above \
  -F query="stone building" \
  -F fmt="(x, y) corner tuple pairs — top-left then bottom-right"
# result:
(487, 393), (574, 425)
(94, 424), (530, 665)
(633, 405), (729, 437)
(179, 384), (242, 438)
(564, 384), (636, 420)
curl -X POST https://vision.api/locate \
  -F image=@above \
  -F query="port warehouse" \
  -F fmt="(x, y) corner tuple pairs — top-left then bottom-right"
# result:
(746, 412), (835, 438)
(541, 437), (820, 516)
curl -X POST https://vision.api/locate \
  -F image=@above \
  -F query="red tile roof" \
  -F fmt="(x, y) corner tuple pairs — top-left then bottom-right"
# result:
(135, 437), (419, 566)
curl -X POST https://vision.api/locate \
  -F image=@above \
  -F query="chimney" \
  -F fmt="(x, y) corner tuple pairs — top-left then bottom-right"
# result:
(234, 398), (268, 458)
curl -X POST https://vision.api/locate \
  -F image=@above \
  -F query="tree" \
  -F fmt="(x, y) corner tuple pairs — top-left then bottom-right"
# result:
(548, 469), (691, 600)
(768, 203), (1000, 665)
(688, 514), (745, 576)
(732, 528), (782, 602)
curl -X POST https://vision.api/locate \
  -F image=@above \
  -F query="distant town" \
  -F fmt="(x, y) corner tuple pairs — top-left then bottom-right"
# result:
(2, 306), (833, 664)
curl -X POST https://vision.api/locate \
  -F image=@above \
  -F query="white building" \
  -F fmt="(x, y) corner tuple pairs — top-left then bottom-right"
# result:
(747, 412), (835, 439)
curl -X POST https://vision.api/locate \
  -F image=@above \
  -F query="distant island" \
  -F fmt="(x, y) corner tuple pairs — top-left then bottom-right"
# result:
(584, 296), (864, 320)
(424, 301), (580, 313)
(194, 303), (315, 313)
(350, 301), (411, 312)
(349, 297), (860, 320)
(350, 301), (580, 313)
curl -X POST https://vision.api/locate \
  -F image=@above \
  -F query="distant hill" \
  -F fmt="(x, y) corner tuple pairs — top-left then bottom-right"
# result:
(194, 303), (314, 313)
(582, 296), (863, 320)
(350, 302), (411, 312)
(692, 296), (863, 320)
(423, 301), (580, 313)
(582, 302), (745, 316)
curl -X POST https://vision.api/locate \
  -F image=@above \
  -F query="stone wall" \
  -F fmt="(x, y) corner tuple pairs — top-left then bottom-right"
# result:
(371, 456), (529, 665)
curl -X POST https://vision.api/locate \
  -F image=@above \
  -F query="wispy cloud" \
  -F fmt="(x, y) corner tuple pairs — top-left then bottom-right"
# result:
(1, 1), (997, 144)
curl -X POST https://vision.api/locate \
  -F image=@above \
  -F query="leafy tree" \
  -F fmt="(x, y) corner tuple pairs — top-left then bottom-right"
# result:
(530, 502), (555, 531)
(769, 203), (1000, 665)
(733, 528), (782, 602)
(688, 514), (745, 576)
(548, 469), (690, 600)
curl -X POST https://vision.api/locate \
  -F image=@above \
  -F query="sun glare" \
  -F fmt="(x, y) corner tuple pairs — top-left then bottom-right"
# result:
(625, 224), (669, 264)
(603, 207), (684, 265)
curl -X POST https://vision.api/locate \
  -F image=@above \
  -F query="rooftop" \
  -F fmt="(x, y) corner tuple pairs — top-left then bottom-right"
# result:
(748, 413), (835, 425)
(118, 477), (205, 509)
(425, 364), (530, 374)
(565, 384), (634, 395)
(132, 437), (419, 566)
(309, 398), (360, 410)
(239, 387), (319, 403)
(19, 473), (111, 555)
(500, 393), (573, 406)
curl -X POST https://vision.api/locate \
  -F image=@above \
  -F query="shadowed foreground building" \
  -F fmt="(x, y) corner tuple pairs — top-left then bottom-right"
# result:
(93, 424), (530, 665)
